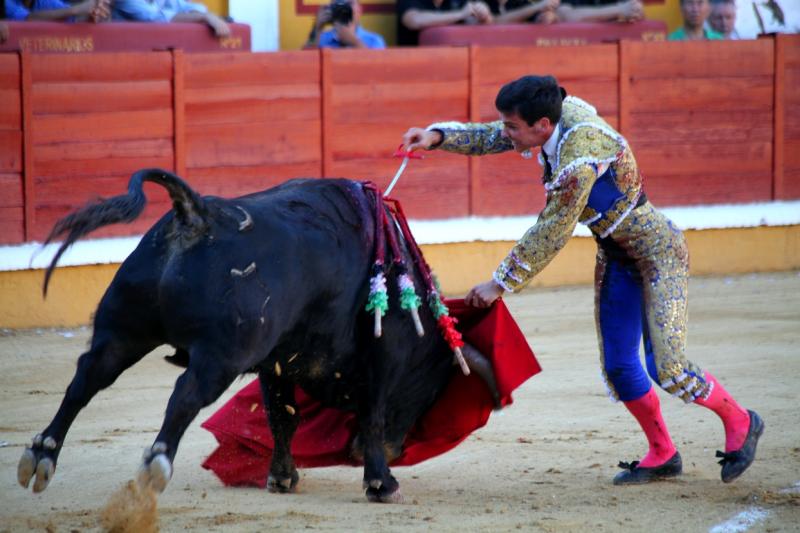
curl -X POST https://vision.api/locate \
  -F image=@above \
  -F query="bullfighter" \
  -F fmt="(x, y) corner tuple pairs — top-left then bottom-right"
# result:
(402, 74), (764, 485)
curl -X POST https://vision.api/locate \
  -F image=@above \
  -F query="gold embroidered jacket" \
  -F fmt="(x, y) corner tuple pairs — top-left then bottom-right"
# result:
(428, 96), (641, 292)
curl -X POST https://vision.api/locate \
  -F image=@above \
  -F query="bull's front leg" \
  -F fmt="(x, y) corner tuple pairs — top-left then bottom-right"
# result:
(258, 369), (299, 493)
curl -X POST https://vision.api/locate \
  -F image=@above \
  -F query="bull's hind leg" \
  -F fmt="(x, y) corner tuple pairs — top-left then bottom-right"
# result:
(358, 353), (402, 504)
(18, 332), (158, 493)
(258, 370), (300, 493)
(360, 402), (401, 503)
(139, 345), (239, 493)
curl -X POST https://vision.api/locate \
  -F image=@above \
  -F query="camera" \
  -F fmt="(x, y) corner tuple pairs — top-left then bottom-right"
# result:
(329, 0), (353, 25)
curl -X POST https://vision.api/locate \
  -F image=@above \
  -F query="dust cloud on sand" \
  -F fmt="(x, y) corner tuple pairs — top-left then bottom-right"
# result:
(99, 480), (158, 533)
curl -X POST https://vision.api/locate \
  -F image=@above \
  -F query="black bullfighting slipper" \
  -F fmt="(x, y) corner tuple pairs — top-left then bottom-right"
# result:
(613, 451), (682, 485)
(716, 409), (764, 483)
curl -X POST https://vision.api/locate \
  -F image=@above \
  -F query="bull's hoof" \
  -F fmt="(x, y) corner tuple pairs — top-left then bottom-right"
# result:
(32, 457), (55, 493)
(267, 469), (299, 493)
(17, 449), (36, 489)
(364, 475), (402, 503)
(18, 435), (58, 493)
(137, 443), (172, 493)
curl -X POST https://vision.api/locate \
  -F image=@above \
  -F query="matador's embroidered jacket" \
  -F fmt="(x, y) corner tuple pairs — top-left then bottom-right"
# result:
(428, 96), (641, 292)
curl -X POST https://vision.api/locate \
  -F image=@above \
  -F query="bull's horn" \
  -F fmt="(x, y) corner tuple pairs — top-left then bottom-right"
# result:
(461, 343), (501, 409)
(453, 347), (470, 376)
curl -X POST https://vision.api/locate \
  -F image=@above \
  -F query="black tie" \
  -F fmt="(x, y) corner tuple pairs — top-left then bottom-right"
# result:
(542, 150), (552, 181)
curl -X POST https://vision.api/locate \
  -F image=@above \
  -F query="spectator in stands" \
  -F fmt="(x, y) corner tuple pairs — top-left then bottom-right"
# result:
(397, 0), (493, 46)
(555, 0), (644, 23)
(4, 0), (110, 21)
(669, 0), (723, 39)
(708, 0), (739, 38)
(306, 0), (385, 49)
(111, 0), (231, 37)
(491, 0), (559, 24)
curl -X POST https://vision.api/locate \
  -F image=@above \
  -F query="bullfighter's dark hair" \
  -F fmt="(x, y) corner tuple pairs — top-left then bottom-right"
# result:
(495, 75), (567, 126)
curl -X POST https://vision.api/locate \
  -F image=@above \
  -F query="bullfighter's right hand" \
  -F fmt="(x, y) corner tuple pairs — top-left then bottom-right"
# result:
(402, 128), (442, 152)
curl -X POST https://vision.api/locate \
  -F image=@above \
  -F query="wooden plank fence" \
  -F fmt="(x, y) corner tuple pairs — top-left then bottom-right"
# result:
(0, 35), (795, 246)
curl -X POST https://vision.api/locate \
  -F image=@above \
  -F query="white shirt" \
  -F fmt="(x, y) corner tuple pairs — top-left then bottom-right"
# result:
(541, 123), (560, 164)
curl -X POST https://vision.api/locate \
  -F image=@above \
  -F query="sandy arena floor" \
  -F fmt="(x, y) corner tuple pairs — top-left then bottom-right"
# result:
(1, 272), (799, 532)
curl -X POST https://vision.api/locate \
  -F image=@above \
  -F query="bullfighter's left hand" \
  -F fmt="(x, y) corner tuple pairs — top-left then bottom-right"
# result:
(465, 279), (504, 308)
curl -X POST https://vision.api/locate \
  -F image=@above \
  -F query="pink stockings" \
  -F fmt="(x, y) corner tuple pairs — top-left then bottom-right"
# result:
(622, 387), (676, 467)
(693, 373), (751, 452)
(624, 374), (751, 467)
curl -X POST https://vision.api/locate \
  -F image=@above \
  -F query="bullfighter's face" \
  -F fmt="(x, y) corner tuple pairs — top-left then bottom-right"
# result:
(499, 111), (552, 153)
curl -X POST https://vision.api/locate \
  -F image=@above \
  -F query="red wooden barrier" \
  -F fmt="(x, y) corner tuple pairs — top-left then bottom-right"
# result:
(0, 38), (793, 246)
(322, 47), (471, 219)
(622, 39), (775, 207)
(27, 52), (174, 241)
(777, 34), (800, 199)
(0, 54), (23, 244)
(184, 51), (322, 198)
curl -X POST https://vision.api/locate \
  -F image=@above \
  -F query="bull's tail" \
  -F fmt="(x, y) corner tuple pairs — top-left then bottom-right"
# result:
(42, 168), (206, 296)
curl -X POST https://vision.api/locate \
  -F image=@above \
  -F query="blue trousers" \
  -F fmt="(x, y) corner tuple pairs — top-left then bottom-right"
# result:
(597, 258), (655, 401)
(594, 205), (706, 403)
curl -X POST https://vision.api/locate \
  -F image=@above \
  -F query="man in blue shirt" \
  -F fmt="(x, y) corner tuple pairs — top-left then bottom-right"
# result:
(5, 0), (109, 21)
(306, 0), (385, 49)
(112, 0), (231, 37)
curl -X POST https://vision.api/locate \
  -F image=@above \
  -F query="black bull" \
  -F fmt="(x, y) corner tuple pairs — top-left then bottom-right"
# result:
(17, 169), (500, 503)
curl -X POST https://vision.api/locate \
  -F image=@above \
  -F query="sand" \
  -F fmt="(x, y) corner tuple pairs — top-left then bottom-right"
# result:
(1, 272), (799, 532)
